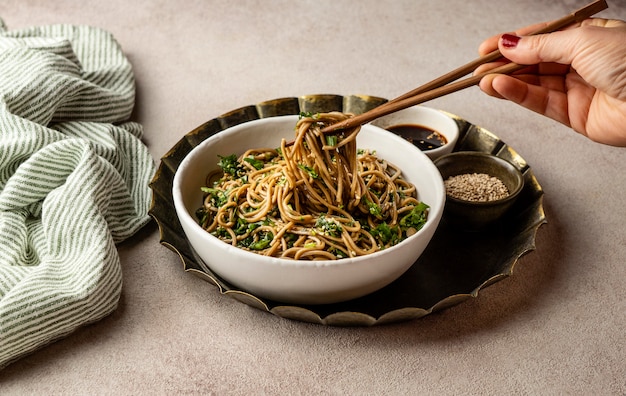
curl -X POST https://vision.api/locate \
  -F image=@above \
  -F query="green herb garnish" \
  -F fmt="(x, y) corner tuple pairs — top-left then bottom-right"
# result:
(201, 186), (228, 207)
(218, 154), (244, 177)
(299, 111), (317, 119)
(244, 156), (264, 170)
(371, 222), (400, 246)
(298, 163), (319, 179)
(399, 202), (429, 232)
(248, 232), (273, 250)
(315, 214), (343, 237)
(364, 197), (383, 218)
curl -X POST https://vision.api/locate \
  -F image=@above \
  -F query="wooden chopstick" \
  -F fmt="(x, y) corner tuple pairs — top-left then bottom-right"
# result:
(321, 0), (608, 134)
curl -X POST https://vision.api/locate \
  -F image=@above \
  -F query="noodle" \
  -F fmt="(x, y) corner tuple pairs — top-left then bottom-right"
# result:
(196, 112), (429, 260)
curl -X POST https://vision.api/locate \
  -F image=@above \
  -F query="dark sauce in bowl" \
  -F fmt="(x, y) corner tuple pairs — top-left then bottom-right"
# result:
(386, 124), (447, 151)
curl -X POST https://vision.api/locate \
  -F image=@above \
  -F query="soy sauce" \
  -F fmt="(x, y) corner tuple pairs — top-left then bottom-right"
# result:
(386, 124), (447, 151)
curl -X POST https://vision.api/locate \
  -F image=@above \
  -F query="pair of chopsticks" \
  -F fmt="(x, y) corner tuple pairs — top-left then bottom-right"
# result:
(321, 0), (608, 134)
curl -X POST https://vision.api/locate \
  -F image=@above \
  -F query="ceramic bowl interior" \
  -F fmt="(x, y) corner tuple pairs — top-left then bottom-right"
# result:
(370, 105), (459, 160)
(172, 115), (445, 304)
(434, 151), (524, 230)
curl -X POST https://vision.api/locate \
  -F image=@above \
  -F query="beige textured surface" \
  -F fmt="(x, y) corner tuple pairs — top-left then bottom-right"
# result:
(1, 0), (625, 394)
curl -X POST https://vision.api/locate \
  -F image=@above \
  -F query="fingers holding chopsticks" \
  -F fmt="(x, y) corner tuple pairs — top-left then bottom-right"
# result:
(321, 1), (612, 137)
(474, 17), (626, 146)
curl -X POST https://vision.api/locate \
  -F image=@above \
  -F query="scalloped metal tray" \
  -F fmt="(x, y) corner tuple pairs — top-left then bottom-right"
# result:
(148, 94), (546, 326)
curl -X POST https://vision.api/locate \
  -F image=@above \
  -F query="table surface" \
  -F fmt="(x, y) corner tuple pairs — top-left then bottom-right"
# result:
(1, 1), (625, 394)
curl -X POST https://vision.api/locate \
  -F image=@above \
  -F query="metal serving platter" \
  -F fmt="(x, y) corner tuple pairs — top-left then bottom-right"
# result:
(148, 94), (546, 326)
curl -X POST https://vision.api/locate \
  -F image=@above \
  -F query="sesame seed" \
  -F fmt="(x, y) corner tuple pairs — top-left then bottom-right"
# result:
(444, 173), (509, 202)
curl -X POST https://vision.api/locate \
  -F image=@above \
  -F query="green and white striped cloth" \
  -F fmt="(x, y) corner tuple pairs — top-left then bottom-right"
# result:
(0, 19), (155, 368)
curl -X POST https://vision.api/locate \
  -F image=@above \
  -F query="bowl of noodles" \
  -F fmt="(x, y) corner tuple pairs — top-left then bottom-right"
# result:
(173, 112), (445, 304)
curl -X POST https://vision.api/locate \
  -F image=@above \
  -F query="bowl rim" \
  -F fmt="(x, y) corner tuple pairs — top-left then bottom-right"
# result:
(434, 151), (525, 206)
(172, 115), (445, 268)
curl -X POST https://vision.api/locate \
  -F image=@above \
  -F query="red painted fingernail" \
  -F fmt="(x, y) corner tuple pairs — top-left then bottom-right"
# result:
(501, 34), (521, 48)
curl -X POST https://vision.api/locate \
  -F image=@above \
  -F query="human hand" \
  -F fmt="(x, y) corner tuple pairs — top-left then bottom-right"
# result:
(475, 18), (626, 146)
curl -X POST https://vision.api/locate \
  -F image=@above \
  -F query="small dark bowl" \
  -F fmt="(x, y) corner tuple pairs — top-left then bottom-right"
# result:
(434, 151), (524, 230)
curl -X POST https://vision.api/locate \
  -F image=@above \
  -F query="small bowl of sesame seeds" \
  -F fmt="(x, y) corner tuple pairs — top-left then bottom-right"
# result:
(434, 151), (524, 230)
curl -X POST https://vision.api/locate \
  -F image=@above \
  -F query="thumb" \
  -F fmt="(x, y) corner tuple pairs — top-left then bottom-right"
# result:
(498, 31), (579, 66)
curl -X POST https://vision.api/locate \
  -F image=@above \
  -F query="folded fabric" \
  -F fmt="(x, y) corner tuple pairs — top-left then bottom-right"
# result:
(0, 19), (155, 368)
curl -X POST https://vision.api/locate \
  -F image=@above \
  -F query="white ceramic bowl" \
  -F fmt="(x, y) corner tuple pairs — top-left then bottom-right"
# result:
(173, 115), (445, 304)
(370, 105), (459, 160)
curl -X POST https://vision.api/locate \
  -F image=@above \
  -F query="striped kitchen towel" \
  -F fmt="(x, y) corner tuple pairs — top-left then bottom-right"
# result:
(0, 19), (155, 368)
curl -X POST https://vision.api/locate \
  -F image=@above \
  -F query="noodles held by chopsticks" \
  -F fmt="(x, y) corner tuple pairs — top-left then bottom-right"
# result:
(196, 112), (429, 260)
